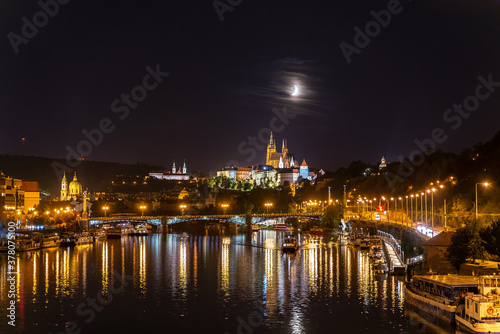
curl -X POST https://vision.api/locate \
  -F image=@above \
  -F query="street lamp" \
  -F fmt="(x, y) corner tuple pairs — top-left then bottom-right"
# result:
(265, 202), (273, 214)
(102, 205), (109, 217)
(427, 188), (436, 236)
(221, 203), (229, 215)
(475, 182), (490, 221)
(180, 204), (187, 216)
(140, 205), (146, 217)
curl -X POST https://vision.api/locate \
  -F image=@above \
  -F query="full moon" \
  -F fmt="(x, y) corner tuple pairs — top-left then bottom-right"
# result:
(291, 84), (300, 96)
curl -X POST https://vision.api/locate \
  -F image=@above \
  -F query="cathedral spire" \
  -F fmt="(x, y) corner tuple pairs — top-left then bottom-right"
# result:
(269, 131), (274, 145)
(182, 159), (187, 174)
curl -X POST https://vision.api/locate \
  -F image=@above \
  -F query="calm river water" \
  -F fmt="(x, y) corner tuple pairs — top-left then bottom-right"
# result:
(0, 230), (460, 333)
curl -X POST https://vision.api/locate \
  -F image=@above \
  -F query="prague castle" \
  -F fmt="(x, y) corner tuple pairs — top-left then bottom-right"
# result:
(266, 132), (295, 168)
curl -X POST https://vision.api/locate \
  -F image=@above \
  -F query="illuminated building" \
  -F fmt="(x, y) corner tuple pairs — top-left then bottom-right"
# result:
(149, 159), (190, 181)
(266, 132), (295, 168)
(0, 172), (40, 219)
(60, 172), (83, 201)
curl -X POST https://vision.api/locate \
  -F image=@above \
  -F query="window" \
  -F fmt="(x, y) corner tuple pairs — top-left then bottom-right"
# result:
(467, 300), (470, 308)
(476, 303), (479, 313)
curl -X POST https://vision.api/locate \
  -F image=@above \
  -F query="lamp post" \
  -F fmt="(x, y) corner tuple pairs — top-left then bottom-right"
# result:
(102, 205), (109, 217)
(475, 182), (490, 221)
(410, 194), (414, 223)
(140, 205), (146, 217)
(221, 203), (229, 215)
(180, 204), (187, 216)
(427, 188), (436, 236)
(420, 192), (424, 223)
(265, 202), (273, 214)
(405, 196), (409, 224)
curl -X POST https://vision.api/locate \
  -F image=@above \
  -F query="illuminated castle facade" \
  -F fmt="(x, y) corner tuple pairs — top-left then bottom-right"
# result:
(149, 160), (190, 181)
(266, 132), (295, 168)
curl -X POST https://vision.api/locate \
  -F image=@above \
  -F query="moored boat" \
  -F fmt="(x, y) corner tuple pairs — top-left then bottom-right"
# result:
(15, 235), (41, 251)
(128, 226), (148, 236)
(282, 235), (298, 252)
(274, 223), (288, 231)
(105, 228), (122, 239)
(40, 235), (61, 248)
(75, 232), (93, 245)
(310, 227), (324, 236)
(455, 275), (500, 333)
(405, 275), (479, 323)
(252, 225), (261, 232)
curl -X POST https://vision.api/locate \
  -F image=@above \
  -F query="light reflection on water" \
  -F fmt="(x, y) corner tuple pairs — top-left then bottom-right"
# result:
(0, 230), (454, 333)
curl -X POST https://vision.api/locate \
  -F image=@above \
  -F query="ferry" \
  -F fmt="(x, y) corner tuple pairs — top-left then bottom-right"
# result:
(455, 275), (500, 333)
(282, 235), (298, 252)
(405, 275), (479, 323)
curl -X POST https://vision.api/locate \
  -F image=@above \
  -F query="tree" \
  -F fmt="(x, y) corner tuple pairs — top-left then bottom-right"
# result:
(480, 220), (500, 257)
(322, 204), (343, 229)
(447, 223), (485, 271)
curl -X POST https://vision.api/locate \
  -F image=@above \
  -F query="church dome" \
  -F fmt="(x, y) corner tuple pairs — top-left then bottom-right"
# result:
(178, 189), (189, 200)
(69, 172), (82, 197)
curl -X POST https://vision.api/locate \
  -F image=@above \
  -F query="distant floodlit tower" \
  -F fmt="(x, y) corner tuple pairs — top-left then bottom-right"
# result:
(379, 156), (387, 170)
(60, 172), (68, 201)
(299, 159), (309, 179)
(172, 159), (176, 174)
(182, 160), (187, 174)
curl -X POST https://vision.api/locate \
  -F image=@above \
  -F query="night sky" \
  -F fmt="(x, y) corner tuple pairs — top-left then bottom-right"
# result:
(1, 0), (500, 174)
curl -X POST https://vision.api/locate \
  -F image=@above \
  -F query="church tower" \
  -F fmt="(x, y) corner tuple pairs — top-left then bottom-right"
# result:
(61, 172), (68, 201)
(172, 160), (176, 174)
(182, 160), (187, 174)
(266, 132), (277, 165)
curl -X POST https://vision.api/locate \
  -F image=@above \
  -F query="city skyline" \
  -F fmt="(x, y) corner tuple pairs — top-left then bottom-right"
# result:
(1, 1), (500, 174)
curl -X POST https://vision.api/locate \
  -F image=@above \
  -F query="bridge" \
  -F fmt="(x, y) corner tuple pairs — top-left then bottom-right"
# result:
(88, 213), (322, 227)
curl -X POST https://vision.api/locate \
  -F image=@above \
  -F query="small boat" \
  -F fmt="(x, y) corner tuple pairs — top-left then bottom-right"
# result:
(373, 258), (388, 274)
(15, 236), (41, 251)
(95, 229), (107, 240)
(40, 235), (61, 248)
(274, 223), (288, 231)
(128, 226), (148, 236)
(455, 275), (500, 333)
(121, 227), (135, 236)
(282, 235), (298, 252)
(310, 227), (324, 236)
(360, 238), (370, 249)
(75, 232), (93, 245)
(105, 228), (122, 239)
(60, 232), (76, 246)
(252, 225), (261, 232)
